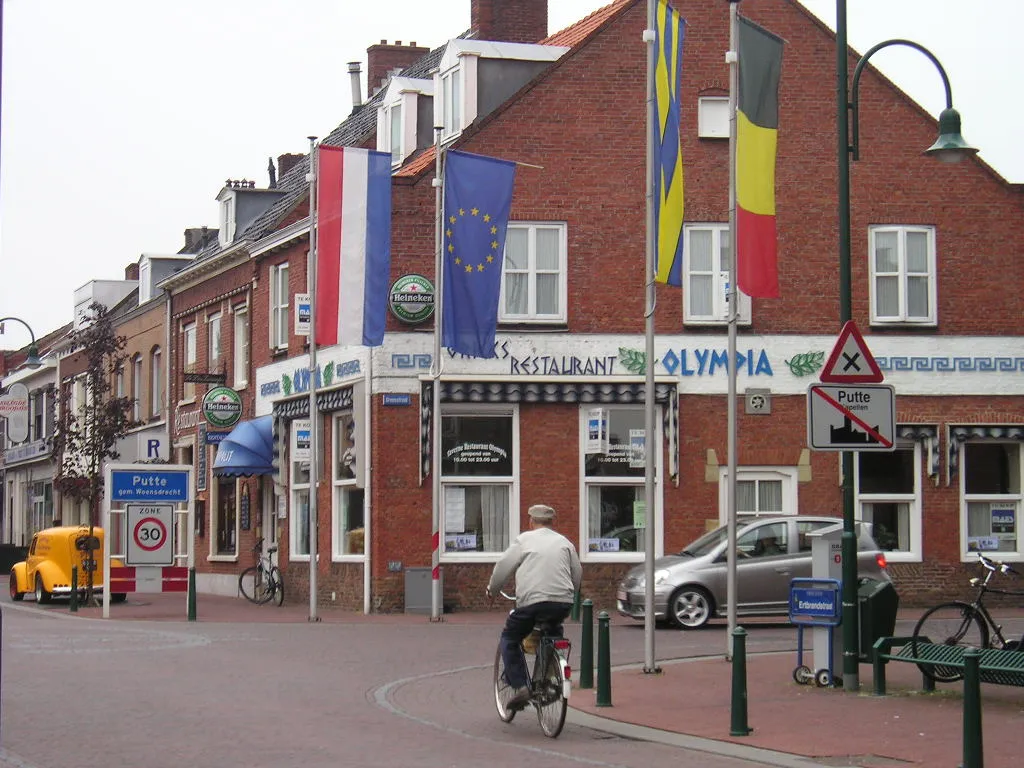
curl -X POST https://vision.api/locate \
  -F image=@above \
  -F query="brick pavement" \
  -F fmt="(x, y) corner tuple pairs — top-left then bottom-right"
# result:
(18, 593), (1024, 767)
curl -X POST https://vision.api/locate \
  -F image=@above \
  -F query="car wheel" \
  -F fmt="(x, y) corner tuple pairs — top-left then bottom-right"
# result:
(10, 572), (25, 601)
(34, 574), (52, 604)
(668, 586), (713, 629)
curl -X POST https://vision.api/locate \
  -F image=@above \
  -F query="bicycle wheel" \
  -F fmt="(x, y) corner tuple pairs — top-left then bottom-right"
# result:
(912, 601), (988, 683)
(270, 567), (285, 606)
(238, 566), (272, 605)
(493, 643), (517, 723)
(534, 649), (567, 738)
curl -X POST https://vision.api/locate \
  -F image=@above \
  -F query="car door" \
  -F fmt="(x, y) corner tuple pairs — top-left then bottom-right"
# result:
(735, 521), (793, 613)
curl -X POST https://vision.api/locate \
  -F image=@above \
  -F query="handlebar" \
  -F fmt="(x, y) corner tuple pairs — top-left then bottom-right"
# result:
(977, 552), (1020, 576)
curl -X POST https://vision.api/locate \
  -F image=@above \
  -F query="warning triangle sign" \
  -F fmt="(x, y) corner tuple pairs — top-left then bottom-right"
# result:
(820, 321), (884, 383)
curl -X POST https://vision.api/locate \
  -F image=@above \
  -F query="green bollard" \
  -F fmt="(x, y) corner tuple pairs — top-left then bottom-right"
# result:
(69, 566), (78, 613)
(961, 647), (983, 768)
(579, 599), (594, 689)
(730, 626), (752, 736)
(596, 610), (612, 707)
(570, 589), (581, 621)
(187, 567), (197, 621)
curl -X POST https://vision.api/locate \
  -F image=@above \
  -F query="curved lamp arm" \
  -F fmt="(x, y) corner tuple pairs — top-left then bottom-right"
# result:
(849, 39), (976, 163)
(0, 316), (42, 369)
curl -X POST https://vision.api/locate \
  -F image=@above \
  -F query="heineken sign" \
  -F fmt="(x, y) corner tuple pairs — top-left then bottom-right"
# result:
(388, 274), (435, 324)
(201, 386), (242, 429)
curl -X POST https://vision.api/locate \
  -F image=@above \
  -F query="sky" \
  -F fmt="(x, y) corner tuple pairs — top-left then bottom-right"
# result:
(1, 0), (1020, 346)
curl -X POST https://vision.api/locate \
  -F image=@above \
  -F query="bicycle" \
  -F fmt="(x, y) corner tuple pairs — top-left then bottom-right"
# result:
(492, 591), (572, 738)
(911, 552), (1024, 682)
(238, 538), (284, 606)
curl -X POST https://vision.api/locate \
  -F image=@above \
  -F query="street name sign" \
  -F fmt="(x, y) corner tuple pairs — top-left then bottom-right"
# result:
(807, 383), (896, 451)
(819, 320), (884, 383)
(110, 468), (190, 502)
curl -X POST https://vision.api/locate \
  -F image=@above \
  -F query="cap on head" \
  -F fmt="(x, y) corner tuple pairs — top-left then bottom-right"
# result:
(527, 504), (556, 522)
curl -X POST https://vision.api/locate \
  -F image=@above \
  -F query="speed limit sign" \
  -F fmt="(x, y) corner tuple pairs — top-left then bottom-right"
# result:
(126, 503), (175, 565)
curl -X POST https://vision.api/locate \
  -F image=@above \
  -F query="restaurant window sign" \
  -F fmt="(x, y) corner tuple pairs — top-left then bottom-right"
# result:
(441, 415), (513, 477)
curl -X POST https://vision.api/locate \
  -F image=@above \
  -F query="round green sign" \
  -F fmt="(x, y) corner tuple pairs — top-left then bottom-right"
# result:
(388, 274), (435, 324)
(202, 386), (242, 429)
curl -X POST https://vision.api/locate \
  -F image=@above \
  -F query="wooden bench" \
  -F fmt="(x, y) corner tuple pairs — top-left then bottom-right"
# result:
(872, 636), (1024, 695)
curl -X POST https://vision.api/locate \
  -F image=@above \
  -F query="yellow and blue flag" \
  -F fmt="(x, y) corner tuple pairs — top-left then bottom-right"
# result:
(442, 150), (516, 358)
(654, 0), (685, 286)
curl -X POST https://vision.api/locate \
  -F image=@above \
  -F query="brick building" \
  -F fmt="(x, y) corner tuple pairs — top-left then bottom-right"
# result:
(168, 0), (1023, 612)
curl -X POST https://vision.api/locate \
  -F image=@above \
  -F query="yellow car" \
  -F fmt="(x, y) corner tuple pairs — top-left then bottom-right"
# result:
(9, 526), (127, 604)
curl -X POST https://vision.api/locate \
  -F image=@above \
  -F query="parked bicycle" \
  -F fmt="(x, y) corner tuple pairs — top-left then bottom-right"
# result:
(911, 552), (1024, 682)
(238, 538), (284, 606)
(492, 591), (572, 738)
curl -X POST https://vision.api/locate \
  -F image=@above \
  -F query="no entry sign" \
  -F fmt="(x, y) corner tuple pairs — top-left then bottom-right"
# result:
(126, 503), (175, 565)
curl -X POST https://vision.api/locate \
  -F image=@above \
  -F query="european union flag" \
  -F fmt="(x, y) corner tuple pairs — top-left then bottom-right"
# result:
(442, 150), (516, 358)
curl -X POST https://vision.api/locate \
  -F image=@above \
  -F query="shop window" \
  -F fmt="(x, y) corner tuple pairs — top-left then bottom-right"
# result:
(212, 477), (237, 557)
(440, 408), (517, 558)
(333, 412), (364, 558)
(717, 467), (798, 524)
(961, 442), (1022, 558)
(856, 442), (922, 560)
(581, 406), (661, 561)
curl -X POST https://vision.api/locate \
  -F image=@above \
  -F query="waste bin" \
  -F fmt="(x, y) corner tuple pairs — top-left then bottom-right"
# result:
(858, 578), (899, 662)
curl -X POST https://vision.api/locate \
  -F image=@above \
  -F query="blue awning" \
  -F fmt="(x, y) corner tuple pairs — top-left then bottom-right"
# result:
(213, 415), (274, 477)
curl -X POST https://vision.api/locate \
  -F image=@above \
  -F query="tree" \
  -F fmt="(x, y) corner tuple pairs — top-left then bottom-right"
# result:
(52, 302), (141, 602)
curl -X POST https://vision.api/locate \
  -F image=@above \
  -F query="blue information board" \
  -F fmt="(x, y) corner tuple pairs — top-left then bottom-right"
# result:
(111, 469), (190, 503)
(789, 578), (841, 626)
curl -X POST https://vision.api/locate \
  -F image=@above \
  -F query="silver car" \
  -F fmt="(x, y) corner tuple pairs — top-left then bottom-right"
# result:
(616, 516), (890, 629)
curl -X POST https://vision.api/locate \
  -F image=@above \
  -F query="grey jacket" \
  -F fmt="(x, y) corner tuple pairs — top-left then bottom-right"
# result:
(488, 527), (582, 607)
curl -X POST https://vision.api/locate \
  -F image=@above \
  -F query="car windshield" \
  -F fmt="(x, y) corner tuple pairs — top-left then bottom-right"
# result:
(677, 526), (730, 557)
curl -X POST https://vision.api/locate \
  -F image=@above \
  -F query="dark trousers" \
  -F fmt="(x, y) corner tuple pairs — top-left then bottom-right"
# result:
(500, 601), (572, 689)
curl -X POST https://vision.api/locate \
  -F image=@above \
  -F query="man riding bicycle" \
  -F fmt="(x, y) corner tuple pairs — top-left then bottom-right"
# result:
(486, 504), (582, 710)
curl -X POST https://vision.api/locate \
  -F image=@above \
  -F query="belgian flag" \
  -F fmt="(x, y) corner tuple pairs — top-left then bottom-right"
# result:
(736, 15), (784, 298)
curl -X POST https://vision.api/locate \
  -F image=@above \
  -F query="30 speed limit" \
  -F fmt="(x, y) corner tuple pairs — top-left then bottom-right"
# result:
(126, 503), (175, 565)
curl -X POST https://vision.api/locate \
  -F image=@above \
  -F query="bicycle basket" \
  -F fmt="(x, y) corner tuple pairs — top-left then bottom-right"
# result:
(522, 629), (541, 655)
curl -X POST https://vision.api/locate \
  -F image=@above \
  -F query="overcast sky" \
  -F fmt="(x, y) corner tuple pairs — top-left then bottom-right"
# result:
(1, 0), (1019, 346)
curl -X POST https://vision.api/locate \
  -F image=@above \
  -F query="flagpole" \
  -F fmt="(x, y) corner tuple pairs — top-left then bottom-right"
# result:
(726, 0), (740, 657)
(430, 125), (444, 622)
(307, 135), (321, 623)
(642, 0), (659, 675)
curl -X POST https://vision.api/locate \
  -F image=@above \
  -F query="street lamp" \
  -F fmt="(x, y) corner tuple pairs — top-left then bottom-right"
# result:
(836, 5), (976, 692)
(0, 316), (42, 369)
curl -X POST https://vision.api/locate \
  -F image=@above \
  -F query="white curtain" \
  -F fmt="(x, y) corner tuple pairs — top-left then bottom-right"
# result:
(481, 486), (509, 552)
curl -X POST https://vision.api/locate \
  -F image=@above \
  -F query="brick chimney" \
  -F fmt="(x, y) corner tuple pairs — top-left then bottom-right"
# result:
(125, 262), (140, 281)
(366, 40), (430, 97)
(180, 226), (216, 254)
(471, 0), (547, 43)
(277, 153), (303, 179)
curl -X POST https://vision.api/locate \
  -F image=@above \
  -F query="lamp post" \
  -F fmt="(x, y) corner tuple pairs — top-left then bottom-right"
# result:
(0, 317), (42, 369)
(835, 1), (976, 692)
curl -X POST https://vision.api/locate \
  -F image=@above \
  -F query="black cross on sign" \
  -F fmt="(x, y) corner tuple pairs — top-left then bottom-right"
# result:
(842, 352), (861, 371)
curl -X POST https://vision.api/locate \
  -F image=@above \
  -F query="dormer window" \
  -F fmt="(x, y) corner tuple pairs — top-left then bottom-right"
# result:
(377, 77), (433, 166)
(439, 65), (462, 139)
(219, 193), (236, 246)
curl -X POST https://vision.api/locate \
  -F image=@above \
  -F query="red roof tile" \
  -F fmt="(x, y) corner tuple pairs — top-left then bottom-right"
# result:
(542, 0), (634, 47)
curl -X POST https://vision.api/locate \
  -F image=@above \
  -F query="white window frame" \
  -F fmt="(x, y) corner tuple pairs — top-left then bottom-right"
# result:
(331, 412), (365, 561)
(116, 366), (125, 399)
(150, 348), (162, 418)
(579, 406), (664, 564)
(132, 354), (143, 421)
(289, 441), (312, 562)
(269, 263), (289, 350)
(498, 222), (568, 324)
(232, 304), (249, 388)
(438, 65), (463, 140)
(717, 467), (798, 525)
(959, 440), (1023, 562)
(208, 311), (222, 368)
(439, 405), (519, 563)
(219, 193), (236, 246)
(698, 96), (729, 138)
(855, 441), (923, 562)
(683, 223), (752, 325)
(181, 321), (197, 402)
(869, 225), (937, 326)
